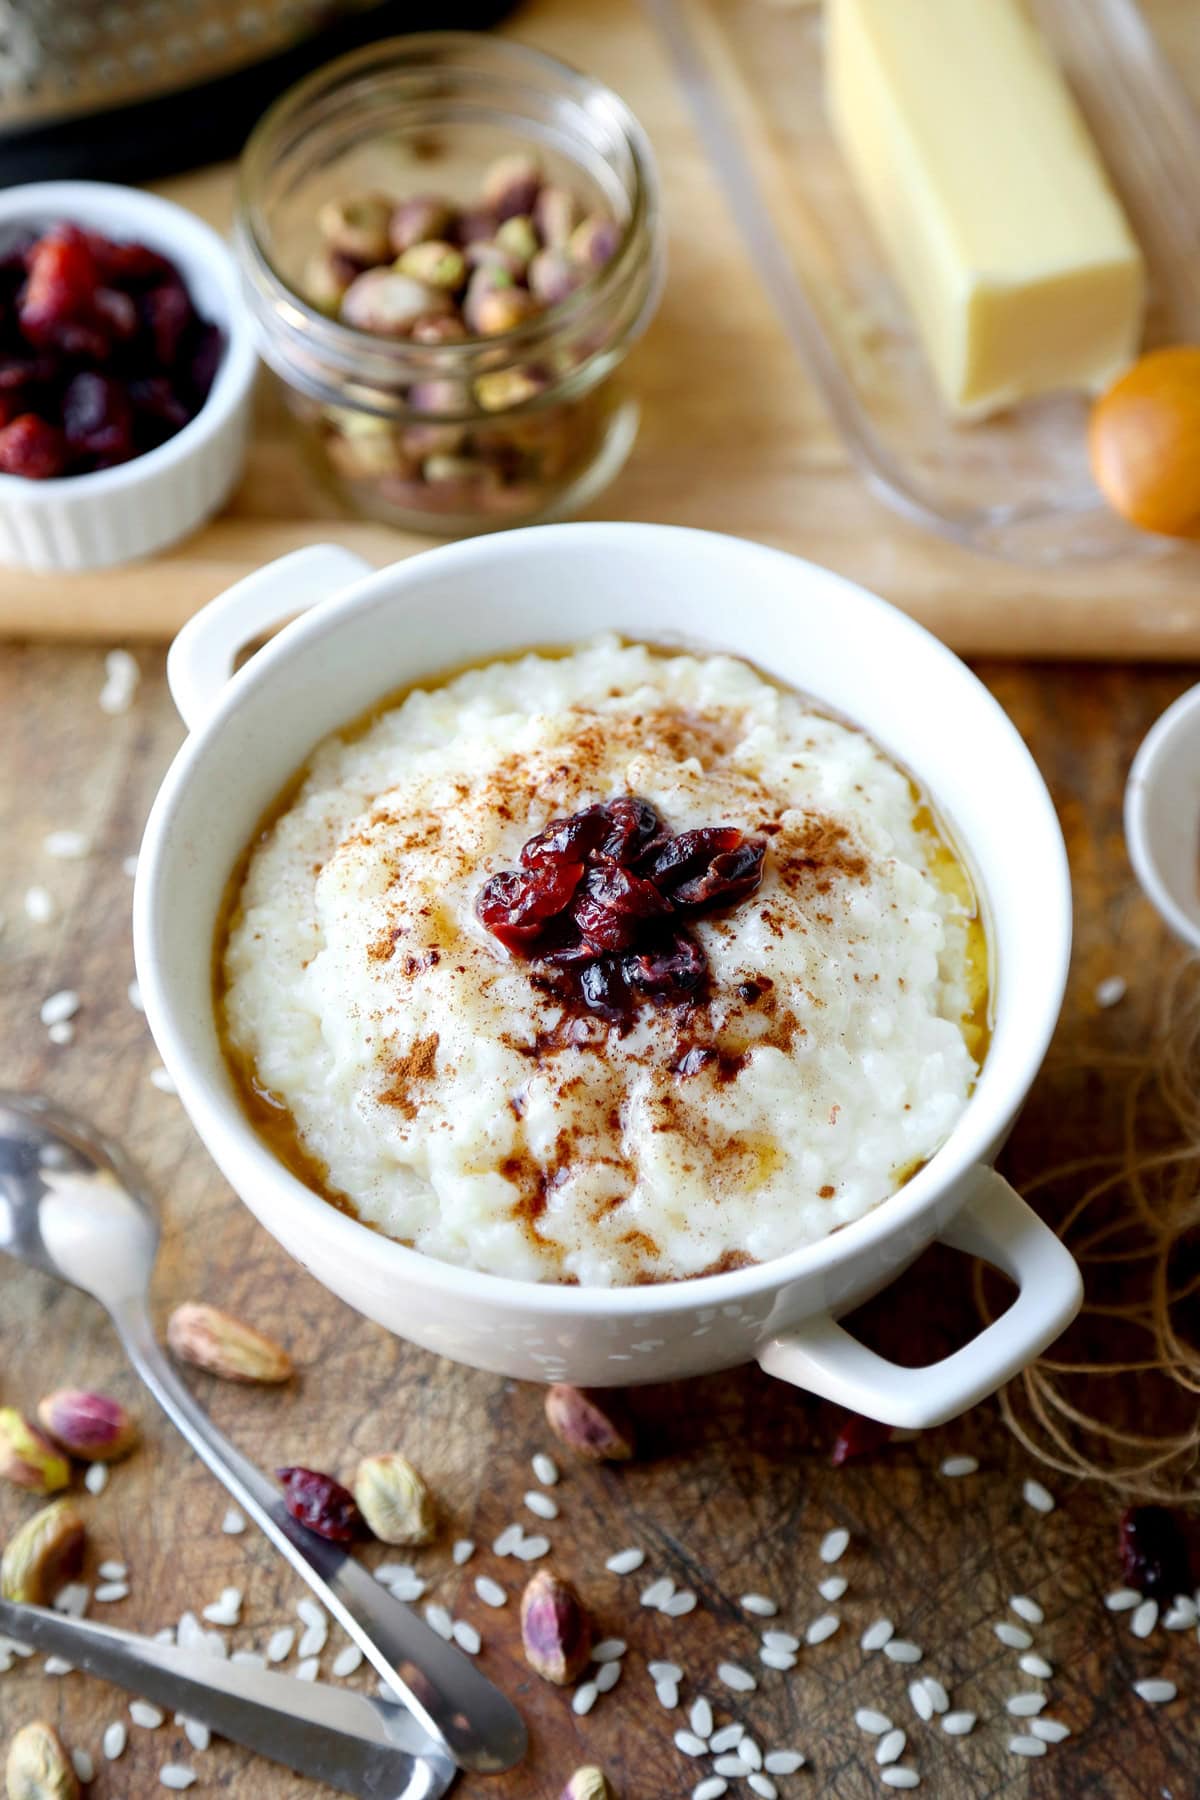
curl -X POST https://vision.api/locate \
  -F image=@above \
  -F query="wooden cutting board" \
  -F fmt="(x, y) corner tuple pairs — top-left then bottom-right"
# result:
(3, 0), (1200, 656)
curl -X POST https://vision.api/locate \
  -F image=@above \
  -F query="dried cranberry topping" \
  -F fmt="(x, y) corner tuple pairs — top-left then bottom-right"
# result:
(0, 220), (222, 481)
(1119, 1505), (1192, 1600)
(476, 795), (766, 1024)
(276, 1466), (362, 1543)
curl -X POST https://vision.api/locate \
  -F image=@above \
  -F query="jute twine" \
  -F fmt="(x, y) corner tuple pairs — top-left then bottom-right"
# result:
(975, 961), (1200, 1503)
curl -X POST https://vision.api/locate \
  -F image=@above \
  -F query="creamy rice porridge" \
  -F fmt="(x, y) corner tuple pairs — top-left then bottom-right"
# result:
(220, 638), (988, 1286)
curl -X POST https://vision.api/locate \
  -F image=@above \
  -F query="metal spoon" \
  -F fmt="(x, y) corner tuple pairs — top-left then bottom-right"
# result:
(0, 1090), (526, 1776)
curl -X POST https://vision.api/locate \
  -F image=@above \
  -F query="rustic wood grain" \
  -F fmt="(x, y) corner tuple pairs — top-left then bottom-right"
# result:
(2, 0), (1200, 654)
(1, 646), (1197, 1798)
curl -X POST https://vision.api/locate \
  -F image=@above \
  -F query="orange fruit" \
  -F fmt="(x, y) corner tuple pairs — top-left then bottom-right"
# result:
(1088, 345), (1200, 537)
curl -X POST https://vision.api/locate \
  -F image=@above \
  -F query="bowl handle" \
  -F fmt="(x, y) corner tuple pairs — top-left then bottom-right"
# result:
(756, 1167), (1082, 1429)
(167, 544), (374, 732)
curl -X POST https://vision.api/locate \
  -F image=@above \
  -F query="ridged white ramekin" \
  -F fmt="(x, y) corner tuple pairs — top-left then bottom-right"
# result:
(0, 181), (258, 573)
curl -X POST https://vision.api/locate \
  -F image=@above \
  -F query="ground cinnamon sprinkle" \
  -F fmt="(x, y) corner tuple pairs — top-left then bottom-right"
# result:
(378, 1032), (440, 1117)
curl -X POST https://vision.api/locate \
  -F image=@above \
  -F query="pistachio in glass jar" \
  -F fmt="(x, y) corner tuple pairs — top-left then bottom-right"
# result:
(236, 34), (663, 534)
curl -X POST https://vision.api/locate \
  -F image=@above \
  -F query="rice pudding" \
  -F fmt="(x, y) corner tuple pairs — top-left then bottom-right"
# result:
(220, 638), (988, 1286)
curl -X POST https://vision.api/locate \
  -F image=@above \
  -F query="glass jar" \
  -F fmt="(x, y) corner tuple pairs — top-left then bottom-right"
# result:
(235, 33), (663, 534)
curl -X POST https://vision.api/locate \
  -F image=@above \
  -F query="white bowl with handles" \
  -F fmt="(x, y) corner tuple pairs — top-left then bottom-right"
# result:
(134, 523), (1080, 1428)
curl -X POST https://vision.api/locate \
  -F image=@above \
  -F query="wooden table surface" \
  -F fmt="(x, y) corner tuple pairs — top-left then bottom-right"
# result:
(2, 646), (1197, 1799)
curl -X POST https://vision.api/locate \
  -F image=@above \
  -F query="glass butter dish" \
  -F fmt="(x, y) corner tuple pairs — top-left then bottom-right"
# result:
(650, 0), (1200, 564)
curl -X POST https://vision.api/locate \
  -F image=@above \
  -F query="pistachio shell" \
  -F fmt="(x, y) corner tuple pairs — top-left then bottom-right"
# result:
(519, 1569), (592, 1685)
(37, 1389), (138, 1463)
(5, 1720), (80, 1800)
(1, 1499), (86, 1605)
(166, 1303), (293, 1384)
(354, 1454), (437, 1546)
(0, 1409), (70, 1494)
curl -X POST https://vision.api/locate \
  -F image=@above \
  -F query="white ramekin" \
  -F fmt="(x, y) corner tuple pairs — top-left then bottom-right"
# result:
(0, 181), (258, 572)
(134, 524), (1081, 1428)
(1125, 681), (1200, 950)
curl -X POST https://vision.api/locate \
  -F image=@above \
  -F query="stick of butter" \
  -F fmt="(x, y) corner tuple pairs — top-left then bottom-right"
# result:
(826, 0), (1146, 418)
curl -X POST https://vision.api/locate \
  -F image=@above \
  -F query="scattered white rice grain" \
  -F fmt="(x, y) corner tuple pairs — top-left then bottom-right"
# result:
(675, 1730), (709, 1757)
(267, 1628), (295, 1663)
(512, 1534), (550, 1561)
(40, 989), (79, 1026)
(818, 1575), (847, 1602)
(1163, 1597), (1197, 1629)
(748, 1777), (777, 1800)
(1095, 975), (1127, 1008)
(1005, 1693), (1046, 1717)
(648, 1661), (682, 1682)
(181, 1720), (210, 1753)
(523, 1489), (558, 1521)
(424, 1605), (453, 1641)
(475, 1576), (506, 1609)
(176, 1615), (203, 1651)
(47, 1020), (74, 1045)
(718, 1661), (757, 1693)
(993, 1622), (1033, 1650)
(130, 1702), (164, 1729)
(24, 886), (54, 923)
(861, 1619), (895, 1651)
(71, 1748), (95, 1782)
(941, 1712), (976, 1736)
(710, 1724), (745, 1753)
(594, 1660), (622, 1694)
(655, 1679), (679, 1710)
(128, 980), (144, 1012)
(714, 1755), (750, 1778)
(662, 1589), (698, 1617)
(876, 1729), (906, 1765)
(204, 1587), (242, 1627)
(295, 1658), (319, 1682)
(532, 1452), (559, 1486)
(452, 1538), (475, 1566)
(1019, 1653), (1053, 1679)
(922, 1677), (949, 1714)
(806, 1613), (839, 1645)
(855, 1709), (893, 1736)
(85, 1464), (109, 1496)
(760, 1648), (797, 1671)
(389, 1577), (427, 1601)
(742, 1594), (778, 1617)
(298, 1621), (327, 1659)
(332, 1644), (363, 1678)
(592, 1639), (626, 1663)
(1105, 1588), (1141, 1611)
(1130, 1599), (1159, 1639)
(44, 1656), (72, 1675)
(605, 1547), (644, 1575)
(909, 1681), (933, 1721)
(884, 1640), (922, 1664)
(1008, 1736), (1047, 1758)
(492, 1525), (523, 1557)
(375, 1563), (416, 1584)
(149, 1066), (177, 1095)
(95, 1582), (129, 1604)
(1030, 1717), (1071, 1742)
(641, 1576), (676, 1609)
(940, 1455), (978, 1478)
(1022, 1478), (1056, 1514)
(451, 1620), (481, 1655)
(221, 1508), (246, 1535)
(1009, 1595), (1044, 1625)
(44, 830), (90, 860)
(880, 1770), (920, 1789)
(693, 1781), (728, 1800)
(764, 1751), (805, 1774)
(103, 1723), (127, 1761)
(158, 1768), (197, 1791)
(819, 1527), (849, 1563)
(572, 1681), (598, 1717)
(230, 1651), (264, 1669)
(1134, 1678), (1177, 1704)
(689, 1697), (714, 1740)
(53, 1584), (90, 1618)
(762, 1630), (799, 1653)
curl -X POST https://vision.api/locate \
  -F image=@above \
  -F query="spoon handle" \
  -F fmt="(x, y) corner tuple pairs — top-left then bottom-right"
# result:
(111, 1300), (525, 1775)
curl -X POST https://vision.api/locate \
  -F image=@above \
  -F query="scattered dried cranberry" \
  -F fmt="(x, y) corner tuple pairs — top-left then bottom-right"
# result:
(477, 795), (767, 1025)
(830, 1412), (894, 1467)
(277, 1467), (362, 1543)
(63, 372), (132, 462)
(1119, 1505), (1192, 1600)
(0, 414), (67, 479)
